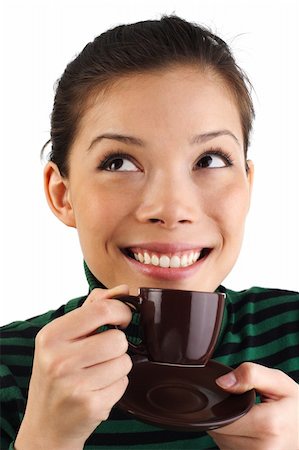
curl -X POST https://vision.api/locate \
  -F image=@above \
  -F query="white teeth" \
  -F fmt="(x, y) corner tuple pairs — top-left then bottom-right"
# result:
(180, 254), (188, 267)
(144, 252), (151, 264)
(131, 249), (205, 268)
(159, 255), (170, 268)
(193, 251), (201, 262)
(151, 254), (159, 266)
(170, 255), (181, 268)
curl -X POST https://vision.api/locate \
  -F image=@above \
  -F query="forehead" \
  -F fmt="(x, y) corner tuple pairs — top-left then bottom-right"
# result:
(75, 66), (243, 147)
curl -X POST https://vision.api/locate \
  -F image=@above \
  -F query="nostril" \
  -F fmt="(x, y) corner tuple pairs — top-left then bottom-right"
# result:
(149, 218), (161, 223)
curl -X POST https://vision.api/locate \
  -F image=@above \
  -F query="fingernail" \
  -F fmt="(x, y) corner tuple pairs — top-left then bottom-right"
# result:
(216, 372), (237, 388)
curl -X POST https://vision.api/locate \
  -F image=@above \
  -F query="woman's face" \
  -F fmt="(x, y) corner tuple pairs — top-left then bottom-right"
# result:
(46, 65), (253, 293)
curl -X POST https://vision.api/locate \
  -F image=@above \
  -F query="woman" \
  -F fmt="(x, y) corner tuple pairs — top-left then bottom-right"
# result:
(1, 15), (298, 450)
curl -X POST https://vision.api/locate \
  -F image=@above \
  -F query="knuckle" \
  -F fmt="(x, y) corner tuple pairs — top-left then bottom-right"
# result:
(111, 329), (129, 353)
(83, 396), (103, 422)
(86, 288), (106, 304)
(122, 375), (129, 389)
(117, 377), (129, 400)
(121, 353), (133, 374)
(36, 317), (64, 349)
(69, 383), (87, 405)
(35, 324), (53, 349)
(237, 362), (257, 387)
(113, 353), (131, 376)
(46, 354), (72, 379)
(92, 390), (116, 422)
(112, 376), (129, 401)
(94, 299), (113, 320)
(239, 361), (256, 374)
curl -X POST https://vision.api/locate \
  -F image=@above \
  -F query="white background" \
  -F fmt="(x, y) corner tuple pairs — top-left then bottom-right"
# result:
(1, 0), (298, 325)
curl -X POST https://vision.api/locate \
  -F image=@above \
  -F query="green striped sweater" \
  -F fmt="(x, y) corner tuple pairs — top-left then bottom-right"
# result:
(1, 263), (298, 449)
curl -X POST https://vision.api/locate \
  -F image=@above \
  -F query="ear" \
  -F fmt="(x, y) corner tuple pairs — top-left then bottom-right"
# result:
(246, 159), (254, 210)
(43, 162), (76, 228)
(246, 160), (254, 193)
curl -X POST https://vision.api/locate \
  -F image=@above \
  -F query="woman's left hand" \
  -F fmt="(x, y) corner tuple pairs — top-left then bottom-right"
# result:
(208, 362), (299, 450)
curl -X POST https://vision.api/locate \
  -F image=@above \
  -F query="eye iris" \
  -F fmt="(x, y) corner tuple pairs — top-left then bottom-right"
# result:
(110, 158), (123, 170)
(200, 155), (213, 168)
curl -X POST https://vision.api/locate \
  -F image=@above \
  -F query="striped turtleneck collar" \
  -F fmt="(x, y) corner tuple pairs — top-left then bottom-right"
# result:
(84, 260), (106, 291)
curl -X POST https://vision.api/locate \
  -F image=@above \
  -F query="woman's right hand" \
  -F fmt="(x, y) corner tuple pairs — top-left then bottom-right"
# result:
(14, 285), (133, 450)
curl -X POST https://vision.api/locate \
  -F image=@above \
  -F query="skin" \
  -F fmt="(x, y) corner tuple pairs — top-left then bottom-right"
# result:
(45, 66), (253, 293)
(15, 66), (298, 450)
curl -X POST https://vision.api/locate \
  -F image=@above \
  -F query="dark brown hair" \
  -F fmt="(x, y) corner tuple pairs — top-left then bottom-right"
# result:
(43, 15), (254, 177)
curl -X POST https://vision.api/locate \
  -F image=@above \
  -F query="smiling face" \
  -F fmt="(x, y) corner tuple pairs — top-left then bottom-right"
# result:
(45, 65), (254, 293)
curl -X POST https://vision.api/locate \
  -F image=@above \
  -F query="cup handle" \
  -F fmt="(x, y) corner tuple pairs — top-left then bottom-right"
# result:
(112, 294), (147, 356)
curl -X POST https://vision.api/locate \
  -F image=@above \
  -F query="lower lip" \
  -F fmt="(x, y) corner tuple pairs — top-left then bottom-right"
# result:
(122, 252), (210, 281)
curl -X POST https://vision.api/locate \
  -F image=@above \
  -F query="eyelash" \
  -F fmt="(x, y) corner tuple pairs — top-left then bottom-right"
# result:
(97, 148), (234, 171)
(195, 148), (234, 168)
(98, 151), (138, 171)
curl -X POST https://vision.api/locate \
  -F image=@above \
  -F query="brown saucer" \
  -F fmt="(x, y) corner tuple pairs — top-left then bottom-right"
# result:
(118, 355), (255, 431)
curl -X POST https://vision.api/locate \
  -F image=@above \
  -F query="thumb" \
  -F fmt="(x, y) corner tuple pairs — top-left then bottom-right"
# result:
(215, 362), (297, 400)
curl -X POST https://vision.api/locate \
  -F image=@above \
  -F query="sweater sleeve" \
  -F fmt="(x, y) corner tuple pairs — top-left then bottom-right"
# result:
(0, 363), (25, 450)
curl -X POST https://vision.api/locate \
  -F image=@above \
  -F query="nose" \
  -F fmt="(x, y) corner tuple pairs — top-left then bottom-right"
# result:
(135, 170), (201, 229)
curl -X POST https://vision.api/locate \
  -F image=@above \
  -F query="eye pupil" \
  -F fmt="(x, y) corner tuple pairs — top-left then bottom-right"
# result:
(111, 158), (124, 170)
(199, 155), (213, 168)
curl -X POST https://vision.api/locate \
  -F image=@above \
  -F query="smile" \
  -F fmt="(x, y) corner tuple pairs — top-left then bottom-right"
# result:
(123, 247), (211, 269)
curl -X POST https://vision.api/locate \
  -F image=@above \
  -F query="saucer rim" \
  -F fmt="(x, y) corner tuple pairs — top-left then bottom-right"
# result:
(117, 356), (256, 432)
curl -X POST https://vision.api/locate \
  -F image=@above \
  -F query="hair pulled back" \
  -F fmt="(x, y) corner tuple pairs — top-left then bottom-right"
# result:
(44, 15), (254, 177)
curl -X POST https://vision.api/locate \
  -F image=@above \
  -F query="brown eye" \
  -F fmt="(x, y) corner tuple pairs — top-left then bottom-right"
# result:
(195, 151), (233, 169)
(99, 153), (139, 172)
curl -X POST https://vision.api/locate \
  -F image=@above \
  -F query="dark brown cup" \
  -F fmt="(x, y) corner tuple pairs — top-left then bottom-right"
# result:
(115, 288), (225, 367)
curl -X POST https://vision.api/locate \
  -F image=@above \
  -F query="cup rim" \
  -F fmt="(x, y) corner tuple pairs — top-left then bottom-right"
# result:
(139, 287), (226, 298)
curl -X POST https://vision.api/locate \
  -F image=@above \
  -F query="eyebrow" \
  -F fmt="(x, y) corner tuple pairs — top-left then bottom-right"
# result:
(191, 130), (240, 146)
(88, 133), (144, 151)
(87, 129), (240, 151)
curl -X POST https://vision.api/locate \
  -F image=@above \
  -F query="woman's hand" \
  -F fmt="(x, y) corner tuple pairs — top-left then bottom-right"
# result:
(208, 362), (299, 450)
(15, 285), (133, 450)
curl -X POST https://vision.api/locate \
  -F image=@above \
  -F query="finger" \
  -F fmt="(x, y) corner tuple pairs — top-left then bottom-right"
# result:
(78, 353), (133, 391)
(209, 402), (265, 437)
(72, 329), (129, 367)
(83, 285), (130, 307)
(92, 376), (129, 421)
(39, 285), (132, 342)
(215, 362), (298, 399)
(84, 284), (133, 330)
(210, 396), (291, 438)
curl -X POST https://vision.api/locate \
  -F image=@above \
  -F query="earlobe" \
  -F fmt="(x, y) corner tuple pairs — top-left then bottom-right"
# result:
(43, 162), (76, 227)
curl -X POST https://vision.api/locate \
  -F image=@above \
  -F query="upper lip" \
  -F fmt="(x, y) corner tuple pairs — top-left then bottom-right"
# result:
(122, 242), (208, 253)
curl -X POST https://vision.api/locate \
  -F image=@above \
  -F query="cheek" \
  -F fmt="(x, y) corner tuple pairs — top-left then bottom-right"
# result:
(208, 180), (250, 236)
(73, 183), (136, 235)
(225, 190), (250, 241)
